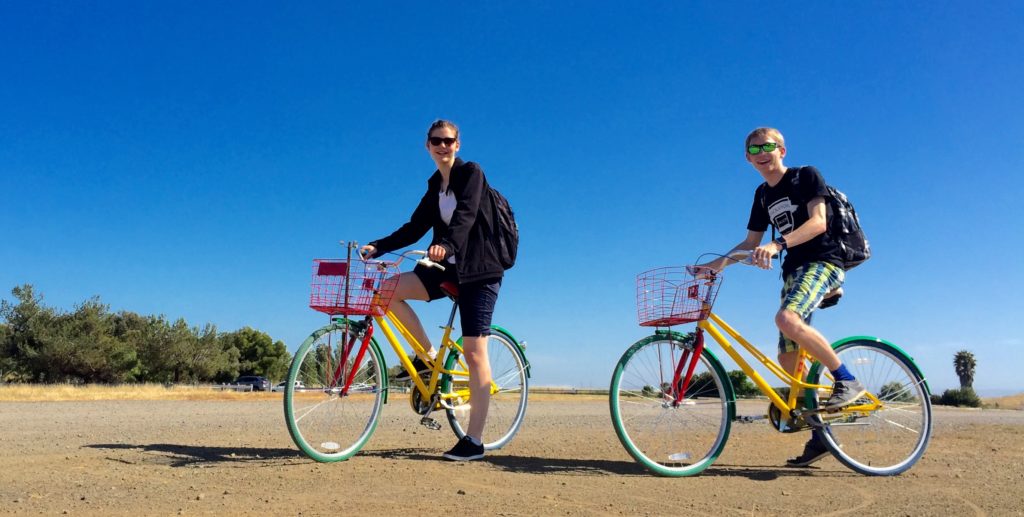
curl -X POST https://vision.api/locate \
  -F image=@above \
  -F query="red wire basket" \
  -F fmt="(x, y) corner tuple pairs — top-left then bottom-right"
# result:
(636, 266), (722, 327)
(309, 258), (398, 316)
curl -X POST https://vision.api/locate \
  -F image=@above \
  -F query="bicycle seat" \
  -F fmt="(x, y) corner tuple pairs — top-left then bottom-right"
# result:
(819, 290), (842, 310)
(440, 281), (459, 300)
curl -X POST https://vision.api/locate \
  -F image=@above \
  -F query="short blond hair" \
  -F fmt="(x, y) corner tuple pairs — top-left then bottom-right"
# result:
(745, 127), (785, 149)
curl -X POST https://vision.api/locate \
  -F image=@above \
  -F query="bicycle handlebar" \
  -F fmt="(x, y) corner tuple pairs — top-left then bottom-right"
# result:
(354, 245), (447, 272)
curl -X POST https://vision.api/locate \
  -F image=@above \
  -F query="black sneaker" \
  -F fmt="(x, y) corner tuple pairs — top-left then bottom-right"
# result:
(824, 379), (867, 409)
(394, 355), (432, 381)
(786, 436), (830, 467)
(442, 436), (484, 461)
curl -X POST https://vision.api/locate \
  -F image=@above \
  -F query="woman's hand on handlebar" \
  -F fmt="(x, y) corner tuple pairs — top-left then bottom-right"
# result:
(358, 244), (377, 260)
(427, 244), (447, 262)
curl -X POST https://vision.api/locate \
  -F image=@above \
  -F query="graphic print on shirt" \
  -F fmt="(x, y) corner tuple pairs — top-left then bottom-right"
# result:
(767, 197), (798, 234)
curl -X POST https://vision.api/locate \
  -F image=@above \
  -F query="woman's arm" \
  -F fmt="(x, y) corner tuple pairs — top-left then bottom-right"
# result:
(367, 187), (435, 256)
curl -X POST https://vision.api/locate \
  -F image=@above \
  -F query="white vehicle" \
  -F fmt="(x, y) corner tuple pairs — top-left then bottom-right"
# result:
(272, 380), (305, 392)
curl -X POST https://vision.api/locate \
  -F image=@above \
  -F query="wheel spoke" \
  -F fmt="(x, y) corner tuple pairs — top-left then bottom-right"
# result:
(284, 322), (385, 462)
(610, 337), (731, 477)
(809, 340), (932, 475)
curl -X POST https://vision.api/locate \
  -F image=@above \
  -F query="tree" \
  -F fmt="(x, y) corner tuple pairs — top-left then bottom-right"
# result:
(1, 285), (60, 382)
(0, 322), (11, 381)
(220, 327), (290, 382)
(2, 284), (286, 384)
(954, 350), (976, 389)
(879, 381), (915, 402)
(47, 297), (140, 383)
(726, 370), (759, 398)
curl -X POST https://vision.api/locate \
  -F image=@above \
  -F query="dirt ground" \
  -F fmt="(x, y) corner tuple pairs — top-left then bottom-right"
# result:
(1, 396), (1022, 516)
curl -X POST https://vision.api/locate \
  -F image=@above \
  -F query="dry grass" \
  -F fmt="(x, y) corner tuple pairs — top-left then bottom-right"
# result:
(0, 383), (282, 402)
(983, 393), (1024, 410)
(0, 384), (611, 403)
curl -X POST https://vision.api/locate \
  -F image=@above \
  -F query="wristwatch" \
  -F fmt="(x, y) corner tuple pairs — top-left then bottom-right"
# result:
(774, 236), (788, 250)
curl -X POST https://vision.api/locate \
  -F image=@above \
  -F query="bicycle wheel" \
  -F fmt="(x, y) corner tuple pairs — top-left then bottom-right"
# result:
(609, 332), (735, 477)
(442, 328), (529, 450)
(284, 320), (387, 462)
(805, 337), (932, 476)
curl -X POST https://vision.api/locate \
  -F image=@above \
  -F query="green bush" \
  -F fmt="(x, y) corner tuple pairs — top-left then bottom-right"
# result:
(937, 387), (981, 407)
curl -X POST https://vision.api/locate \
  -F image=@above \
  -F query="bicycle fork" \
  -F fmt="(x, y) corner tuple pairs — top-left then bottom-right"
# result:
(329, 318), (374, 396)
(668, 329), (706, 407)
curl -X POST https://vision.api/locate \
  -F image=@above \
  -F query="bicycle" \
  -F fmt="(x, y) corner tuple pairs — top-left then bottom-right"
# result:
(284, 242), (530, 462)
(609, 250), (932, 476)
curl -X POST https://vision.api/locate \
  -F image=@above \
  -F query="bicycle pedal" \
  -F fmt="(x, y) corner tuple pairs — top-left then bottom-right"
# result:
(736, 415), (767, 423)
(419, 417), (442, 431)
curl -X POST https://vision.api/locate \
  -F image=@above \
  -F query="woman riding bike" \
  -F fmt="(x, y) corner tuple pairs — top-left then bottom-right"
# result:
(360, 119), (506, 462)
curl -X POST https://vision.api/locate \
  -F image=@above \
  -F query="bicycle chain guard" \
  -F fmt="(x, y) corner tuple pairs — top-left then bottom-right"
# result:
(409, 386), (438, 415)
(768, 403), (813, 433)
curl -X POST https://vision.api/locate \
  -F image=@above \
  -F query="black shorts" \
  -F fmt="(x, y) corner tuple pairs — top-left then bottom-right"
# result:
(413, 263), (502, 337)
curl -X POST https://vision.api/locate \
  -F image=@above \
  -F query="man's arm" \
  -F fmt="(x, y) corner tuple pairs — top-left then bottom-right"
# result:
(750, 196), (827, 268)
(701, 230), (764, 271)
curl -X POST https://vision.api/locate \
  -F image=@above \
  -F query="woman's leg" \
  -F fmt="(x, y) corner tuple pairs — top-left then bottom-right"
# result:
(462, 335), (491, 441)
(455, 279), (501, 443)
(386, 272), (435, 355)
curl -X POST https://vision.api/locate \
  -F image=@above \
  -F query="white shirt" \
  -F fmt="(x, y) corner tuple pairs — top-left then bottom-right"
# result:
(439, 190), (457, 264)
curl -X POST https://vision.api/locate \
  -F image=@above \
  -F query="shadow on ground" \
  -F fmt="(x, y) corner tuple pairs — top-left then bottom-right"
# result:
(86, 443), (303, 468)
(360, 448), (849, 479)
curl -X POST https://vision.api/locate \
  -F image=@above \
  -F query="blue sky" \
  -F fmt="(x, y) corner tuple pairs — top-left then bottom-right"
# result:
(2, 2), (1022, 393)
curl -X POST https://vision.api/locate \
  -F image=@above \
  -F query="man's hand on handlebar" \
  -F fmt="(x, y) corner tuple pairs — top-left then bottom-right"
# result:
(750, 243), (780, 270)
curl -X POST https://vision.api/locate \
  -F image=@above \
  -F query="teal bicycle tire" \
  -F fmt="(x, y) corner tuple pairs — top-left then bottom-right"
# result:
(441, 326), (529, 450)
(804, 337), (932, 476)
(609, 331), (735, 477)
(284, 319), (388, 462)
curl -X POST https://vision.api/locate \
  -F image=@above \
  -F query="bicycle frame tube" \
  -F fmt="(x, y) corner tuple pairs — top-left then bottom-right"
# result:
(371, 308), (463, 401)
(698, 312), (831, 415)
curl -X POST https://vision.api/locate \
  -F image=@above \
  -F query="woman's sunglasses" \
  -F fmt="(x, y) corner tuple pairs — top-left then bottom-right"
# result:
(429, 136), (457, 147)
(747, 142), (780, 155)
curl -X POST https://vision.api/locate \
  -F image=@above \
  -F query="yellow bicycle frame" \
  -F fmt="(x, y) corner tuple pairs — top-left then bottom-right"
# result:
(370, 303), (499, 407)
(698, 312), (882, 417)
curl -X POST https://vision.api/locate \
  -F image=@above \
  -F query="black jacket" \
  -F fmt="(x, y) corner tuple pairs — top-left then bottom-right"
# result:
(369, 158), (504, 284)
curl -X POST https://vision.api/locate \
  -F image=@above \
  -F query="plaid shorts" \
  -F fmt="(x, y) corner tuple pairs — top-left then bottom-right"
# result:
(778, 261), (845, 354)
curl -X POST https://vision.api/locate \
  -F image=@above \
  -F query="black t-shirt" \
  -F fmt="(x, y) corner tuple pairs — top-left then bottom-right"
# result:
(747, 166), (844, 273)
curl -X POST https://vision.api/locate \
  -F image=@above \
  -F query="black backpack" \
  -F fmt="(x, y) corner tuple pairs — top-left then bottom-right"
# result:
(762, 167), (870, 270)
(823, 184), (871, 270)
(488, 187), (518, 270)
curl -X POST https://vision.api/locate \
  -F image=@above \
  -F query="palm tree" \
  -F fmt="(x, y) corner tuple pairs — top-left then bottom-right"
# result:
(953, 350), (976, 389)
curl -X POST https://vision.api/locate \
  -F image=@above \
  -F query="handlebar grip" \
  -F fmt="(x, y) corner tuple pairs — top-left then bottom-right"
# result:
(727, 250), (756, 265)
(417, 258), (446, 271)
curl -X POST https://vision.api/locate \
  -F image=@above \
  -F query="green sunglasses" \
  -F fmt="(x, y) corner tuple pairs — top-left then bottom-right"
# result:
(747, 142), (780, 155)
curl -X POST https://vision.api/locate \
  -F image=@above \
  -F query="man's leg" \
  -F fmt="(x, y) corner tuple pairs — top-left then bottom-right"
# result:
(776, 310), (840, 370)
(777, 263), (863, 409)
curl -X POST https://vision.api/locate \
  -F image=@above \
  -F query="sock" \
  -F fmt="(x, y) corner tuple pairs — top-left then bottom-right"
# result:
(467, 436), (482, 446)
(427, 349), (437, 360)
(831, 363), (855, 382)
